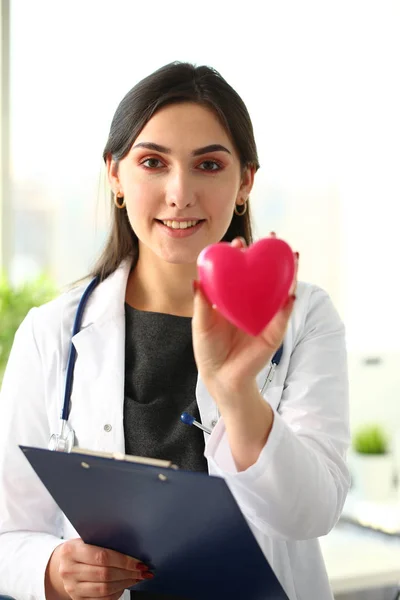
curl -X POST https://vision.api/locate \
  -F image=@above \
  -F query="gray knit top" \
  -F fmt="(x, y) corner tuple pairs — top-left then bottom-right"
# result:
(123, 303), (208, 472)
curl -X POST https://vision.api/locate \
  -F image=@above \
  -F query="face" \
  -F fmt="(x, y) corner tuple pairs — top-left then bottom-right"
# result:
(107, 102), (254, 266)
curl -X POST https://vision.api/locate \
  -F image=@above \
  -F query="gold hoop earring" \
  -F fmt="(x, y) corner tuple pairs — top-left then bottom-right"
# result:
(234, 201), (247, 216)
(114, 192), (126, 209)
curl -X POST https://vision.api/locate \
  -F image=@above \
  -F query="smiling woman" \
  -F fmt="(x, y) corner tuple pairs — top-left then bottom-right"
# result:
(0, 61), (350, 600)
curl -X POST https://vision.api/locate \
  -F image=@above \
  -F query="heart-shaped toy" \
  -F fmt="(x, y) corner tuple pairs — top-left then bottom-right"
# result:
(197, 237), (295, 336)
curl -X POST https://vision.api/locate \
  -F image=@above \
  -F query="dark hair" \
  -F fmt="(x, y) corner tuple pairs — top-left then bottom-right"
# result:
(91, 62), (260, 282)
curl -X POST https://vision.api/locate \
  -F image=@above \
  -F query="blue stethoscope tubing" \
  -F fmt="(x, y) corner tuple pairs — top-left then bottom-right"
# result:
(49, 275), (283, 450)
(48, 276), (99, 452)
(61, 276), (100, 420)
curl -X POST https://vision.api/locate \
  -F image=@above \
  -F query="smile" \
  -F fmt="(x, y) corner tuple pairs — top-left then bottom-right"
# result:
(155, 219), (205, 238)
(161, 220), (200, 230)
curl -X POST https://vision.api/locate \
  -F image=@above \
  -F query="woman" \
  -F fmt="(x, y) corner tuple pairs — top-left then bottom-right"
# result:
(0, 62), (350, 600)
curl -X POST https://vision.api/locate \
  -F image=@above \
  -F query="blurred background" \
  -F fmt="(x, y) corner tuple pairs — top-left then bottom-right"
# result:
(1, 1), (399, 598)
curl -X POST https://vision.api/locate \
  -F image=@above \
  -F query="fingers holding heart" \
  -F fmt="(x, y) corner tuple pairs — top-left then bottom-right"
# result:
(230, 237), (247, 250)
(269, 232), (298, 296)
(198, 236), (297, 337)
(259, 249), (298, 350)
(290, 252), (299, 296)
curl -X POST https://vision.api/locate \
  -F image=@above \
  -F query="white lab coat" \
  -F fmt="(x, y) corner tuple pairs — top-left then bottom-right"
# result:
(0, 258), (350, 600)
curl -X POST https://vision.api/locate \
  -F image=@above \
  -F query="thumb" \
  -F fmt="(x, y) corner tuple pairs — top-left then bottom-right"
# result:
(192, 280), (218, 335)
(261, 294), (296, 347)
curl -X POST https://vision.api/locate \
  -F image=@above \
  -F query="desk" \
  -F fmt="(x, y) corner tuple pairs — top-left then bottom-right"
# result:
(320, 522), (400, 596)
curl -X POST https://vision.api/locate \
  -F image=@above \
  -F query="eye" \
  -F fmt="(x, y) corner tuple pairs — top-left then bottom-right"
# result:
(198, 160), (223, 172)
(140, 157), (164, 169)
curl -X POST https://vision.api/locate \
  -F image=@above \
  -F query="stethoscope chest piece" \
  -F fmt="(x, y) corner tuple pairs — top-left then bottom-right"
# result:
(48, 419), (75, 452)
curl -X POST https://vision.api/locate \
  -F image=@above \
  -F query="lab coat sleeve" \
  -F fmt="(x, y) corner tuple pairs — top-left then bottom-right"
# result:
(205, 287), (351, 541)
(0, 309), (64, 600)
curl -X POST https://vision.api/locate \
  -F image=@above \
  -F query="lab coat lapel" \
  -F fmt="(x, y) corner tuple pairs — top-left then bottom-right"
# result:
(68, 260), (132, 453)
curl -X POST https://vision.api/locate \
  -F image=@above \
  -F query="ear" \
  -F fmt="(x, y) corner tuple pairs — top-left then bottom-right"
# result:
(106, 155), (123, 195)
(236, 165), (256, 205)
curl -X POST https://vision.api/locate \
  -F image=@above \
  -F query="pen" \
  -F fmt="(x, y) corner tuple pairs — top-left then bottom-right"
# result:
(181, 348), (283, 436)
(180, 412), (212, 435)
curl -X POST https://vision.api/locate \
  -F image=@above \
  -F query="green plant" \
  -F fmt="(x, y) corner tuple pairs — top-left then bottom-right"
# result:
(0, 273), (57, 381)
(352, 424), (389, 455)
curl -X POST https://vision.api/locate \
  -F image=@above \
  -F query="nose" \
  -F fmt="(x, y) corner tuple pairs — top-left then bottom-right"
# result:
(165, 168), (197, 209)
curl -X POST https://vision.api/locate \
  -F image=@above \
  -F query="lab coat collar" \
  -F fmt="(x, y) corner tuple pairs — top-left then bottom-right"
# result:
(68, 260), (133, 453)
(78, 257), (133, 331)
(68, 259), (132, 404)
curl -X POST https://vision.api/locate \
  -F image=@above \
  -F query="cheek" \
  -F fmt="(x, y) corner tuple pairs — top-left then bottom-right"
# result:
(204, 180), (237, 214)
(125, 180), (159, 218)
(124, 189), (151, 238)
(125, 177), (156, 199)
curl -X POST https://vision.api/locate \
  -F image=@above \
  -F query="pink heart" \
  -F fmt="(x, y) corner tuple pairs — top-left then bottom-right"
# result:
(197, 237), (295, 336)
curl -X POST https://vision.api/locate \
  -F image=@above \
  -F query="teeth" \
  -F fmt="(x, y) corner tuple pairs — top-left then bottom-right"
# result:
(162, 220), (199, 229)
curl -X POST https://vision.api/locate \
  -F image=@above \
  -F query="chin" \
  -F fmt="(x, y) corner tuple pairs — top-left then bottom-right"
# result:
(157, 245), (204, 265)
(161, 253), (198, 265)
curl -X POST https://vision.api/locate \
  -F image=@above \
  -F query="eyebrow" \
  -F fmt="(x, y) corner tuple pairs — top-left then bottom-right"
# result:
(132, 142), (232, 157)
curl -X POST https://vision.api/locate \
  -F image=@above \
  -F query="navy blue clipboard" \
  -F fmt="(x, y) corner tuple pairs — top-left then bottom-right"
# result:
(20, 446), (288, 600)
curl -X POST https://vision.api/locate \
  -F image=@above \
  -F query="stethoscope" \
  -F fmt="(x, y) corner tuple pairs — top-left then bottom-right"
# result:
(48, 276), (283, 452)
(48, 276), (100, 453)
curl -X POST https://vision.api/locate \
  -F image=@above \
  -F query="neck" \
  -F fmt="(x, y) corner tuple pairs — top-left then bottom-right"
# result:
(126, 253), (198, 318)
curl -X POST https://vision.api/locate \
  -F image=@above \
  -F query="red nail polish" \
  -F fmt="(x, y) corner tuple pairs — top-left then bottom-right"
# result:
(294, 252), (299, 259)
(143, 572), (155, 580)
(284, 294), (296, 308)
(137, 563), (149, 572)
(192, 280), (199, 294)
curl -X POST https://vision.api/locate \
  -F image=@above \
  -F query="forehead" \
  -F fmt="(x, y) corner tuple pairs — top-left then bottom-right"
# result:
(134, 102), (233, 149)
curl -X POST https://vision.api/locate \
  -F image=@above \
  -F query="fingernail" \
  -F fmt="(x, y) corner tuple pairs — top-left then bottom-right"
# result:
(137, 563), (149, 572)
(142, 572), (155, 579)
(192, 280), (199, 294)
(284, 294), (296, 308)
(294, 252), (299, 259)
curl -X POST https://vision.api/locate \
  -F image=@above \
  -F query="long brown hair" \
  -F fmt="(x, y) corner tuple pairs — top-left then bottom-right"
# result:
(91, 62), (260, 282)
